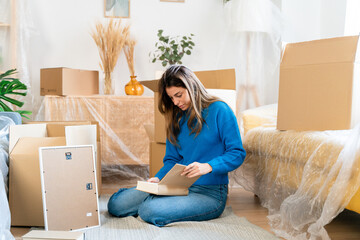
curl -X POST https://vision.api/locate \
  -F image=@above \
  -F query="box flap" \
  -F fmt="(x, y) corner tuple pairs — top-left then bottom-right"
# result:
(194, 69), (236, 90)
(143, 124), (155, 141)
(10, 137), (66, 155)
(9, 124), (47, 153)
(65, 125), (97, 150)
(140, 80), (159, 92)
(140, 69), (236, 92)
(281, 36), (359, 67)
(159, 164), (200, 186)
(28, 121), (99, 141)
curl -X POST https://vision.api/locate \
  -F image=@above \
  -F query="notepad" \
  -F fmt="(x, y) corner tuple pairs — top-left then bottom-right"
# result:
(136, 164), (200, 195)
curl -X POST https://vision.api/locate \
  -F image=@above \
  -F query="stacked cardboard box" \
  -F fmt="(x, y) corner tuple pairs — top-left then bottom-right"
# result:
(9, 121), (101, 227)
(141, 69), (237, 177)
(277, 36), (360, 131)
(40, 67), (99, 96)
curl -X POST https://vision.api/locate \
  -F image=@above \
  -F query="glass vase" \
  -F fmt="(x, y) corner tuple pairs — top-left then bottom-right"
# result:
(104, 71), (114, 95)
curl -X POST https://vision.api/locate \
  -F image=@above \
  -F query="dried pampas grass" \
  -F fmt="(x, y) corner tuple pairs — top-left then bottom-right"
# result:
(91, 19), (130, 94)
(124, 38), (136, 76)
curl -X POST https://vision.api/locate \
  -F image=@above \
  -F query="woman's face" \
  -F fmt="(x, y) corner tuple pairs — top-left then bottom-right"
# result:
(166, 86), (191, 111)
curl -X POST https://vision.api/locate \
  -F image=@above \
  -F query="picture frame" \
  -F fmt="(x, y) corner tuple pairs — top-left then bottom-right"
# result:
(160, 0), (185, 2)
(104, 0), (130, 18)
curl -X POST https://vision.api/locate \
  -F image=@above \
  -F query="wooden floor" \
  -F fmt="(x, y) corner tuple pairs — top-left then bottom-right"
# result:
(11, 184), (360, 239)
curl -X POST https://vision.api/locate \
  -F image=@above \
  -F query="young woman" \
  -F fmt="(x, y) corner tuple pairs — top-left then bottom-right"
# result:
(107, 65), (246, 227)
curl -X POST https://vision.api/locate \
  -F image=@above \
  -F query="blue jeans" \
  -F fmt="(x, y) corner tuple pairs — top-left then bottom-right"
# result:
(107, 184), (228, 227)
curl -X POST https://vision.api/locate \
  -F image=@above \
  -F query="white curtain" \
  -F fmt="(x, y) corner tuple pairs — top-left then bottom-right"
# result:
(223, 0), (282, 114)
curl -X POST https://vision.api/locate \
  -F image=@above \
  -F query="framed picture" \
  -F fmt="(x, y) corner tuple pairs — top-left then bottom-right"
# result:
(104, 0), (130, 18)
(160, 0), (185, 2)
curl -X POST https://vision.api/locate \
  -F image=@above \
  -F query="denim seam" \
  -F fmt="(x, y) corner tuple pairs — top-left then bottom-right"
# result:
(157, 185), (227, 226)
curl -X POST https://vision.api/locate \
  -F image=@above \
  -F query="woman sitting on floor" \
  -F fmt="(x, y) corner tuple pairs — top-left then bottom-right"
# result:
(107, 65), (246, 226)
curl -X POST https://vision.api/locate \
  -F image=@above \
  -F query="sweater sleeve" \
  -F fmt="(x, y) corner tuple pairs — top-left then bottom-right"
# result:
(207, 104), (246, 175)
(155, 138), (182, 180)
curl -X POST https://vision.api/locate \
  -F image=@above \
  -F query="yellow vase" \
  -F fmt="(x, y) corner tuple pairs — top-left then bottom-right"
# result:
(125, 76), (144, 96)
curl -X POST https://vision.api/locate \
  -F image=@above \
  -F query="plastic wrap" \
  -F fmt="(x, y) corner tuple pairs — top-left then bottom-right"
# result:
(36, 95), (154, 187)
(0, 0), (10, 71)
(0, 116), (16, 240)
(223, 0), (282, 112)
(231, 104), (360, 240)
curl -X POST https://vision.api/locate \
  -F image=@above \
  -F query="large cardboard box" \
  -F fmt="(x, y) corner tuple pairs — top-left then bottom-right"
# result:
(277, 36), (360, 131)
(40, 67), (99, 96)
(141, 69), (236, 143)
(27, 121), (102, 193)
(9, 122), (100, 227)
(144, 125), (165, 177)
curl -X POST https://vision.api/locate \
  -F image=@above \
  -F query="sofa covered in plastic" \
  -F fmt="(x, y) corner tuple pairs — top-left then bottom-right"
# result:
(232, 104), (360, 240)
(0, 112), (21, 240)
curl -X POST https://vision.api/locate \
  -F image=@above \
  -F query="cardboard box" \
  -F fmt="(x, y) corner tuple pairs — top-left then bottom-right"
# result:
(141, 69), (236, 143)
(22, 230), (84, 240)
(144, 125), (165, 177)
(277, 36), (360, 131)
(27, 121), (102, 193)
(136, 164), (200, 195)
(39, 146), (100, 231)
(150, 141), (166, 177)
(40, 67), (99, 96)
(9, 122), (100, 227)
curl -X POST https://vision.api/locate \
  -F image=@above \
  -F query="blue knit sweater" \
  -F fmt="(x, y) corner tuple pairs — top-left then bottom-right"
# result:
(155, 101), (246, 185)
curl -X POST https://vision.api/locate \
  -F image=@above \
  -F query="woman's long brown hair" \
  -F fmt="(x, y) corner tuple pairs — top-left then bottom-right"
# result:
(158, 65), (219, 145)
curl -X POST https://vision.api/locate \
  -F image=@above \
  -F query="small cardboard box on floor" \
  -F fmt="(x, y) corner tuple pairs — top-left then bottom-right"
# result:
(9, 121), (101, 227)
(277, 36), (360, 131)
(40, 67), (99, 96)
(140, 69), (237, 144)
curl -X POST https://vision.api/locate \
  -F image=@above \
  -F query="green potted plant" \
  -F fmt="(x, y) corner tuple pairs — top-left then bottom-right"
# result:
(149, 29), (195, 67)
(0, 69), (32, 119)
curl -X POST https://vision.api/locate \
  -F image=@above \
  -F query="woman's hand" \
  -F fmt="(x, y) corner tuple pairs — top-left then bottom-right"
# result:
(181, 162), (212, 178)
(147, 177), (160, 183)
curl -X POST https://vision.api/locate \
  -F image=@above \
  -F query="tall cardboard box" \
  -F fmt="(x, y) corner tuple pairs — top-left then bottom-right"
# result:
(9, 122), (100, 227)
(141, 69), (237, 143)
(277, 36), (360, 131)
(40, 67), (99, 96)
(144, 125), (165, 177)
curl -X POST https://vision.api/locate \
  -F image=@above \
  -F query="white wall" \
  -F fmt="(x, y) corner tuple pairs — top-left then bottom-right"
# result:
(21, 0), (233, 102)
(281, 0), (347, 43)
(16, 0), (350, 117)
